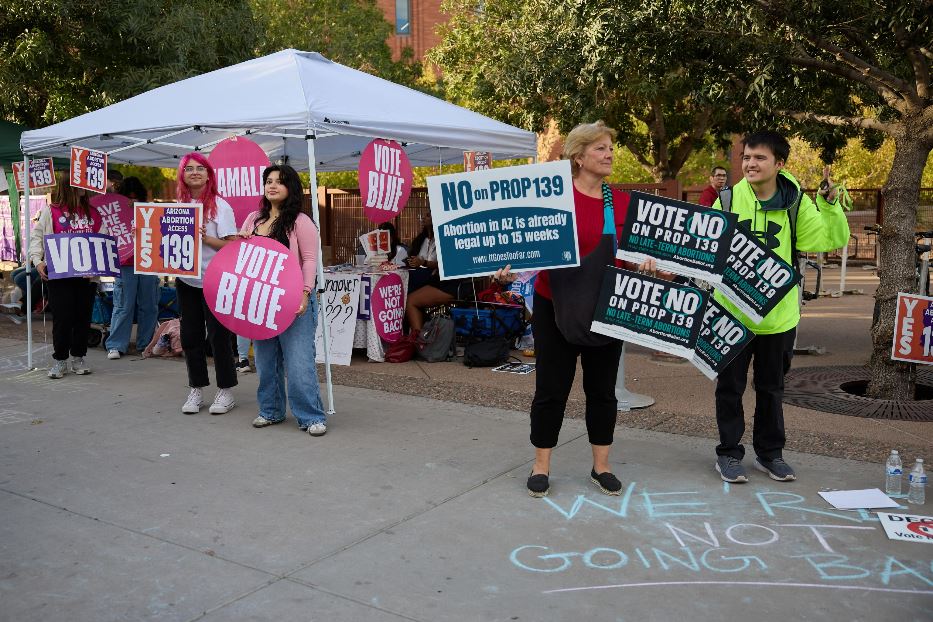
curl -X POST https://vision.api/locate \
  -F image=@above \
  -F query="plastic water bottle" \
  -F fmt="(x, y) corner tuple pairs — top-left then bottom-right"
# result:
(907, 459), (926, 505)
(885, 450), (903, 496)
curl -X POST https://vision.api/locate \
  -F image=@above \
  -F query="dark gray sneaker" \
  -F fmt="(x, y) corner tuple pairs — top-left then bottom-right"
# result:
(715, 455), (748, 483)
(755, 457), (796, 481)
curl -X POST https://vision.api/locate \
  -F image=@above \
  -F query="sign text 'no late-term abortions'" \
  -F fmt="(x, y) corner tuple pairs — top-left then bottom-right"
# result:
(717, 225), (801, 324)
(617, 191), (738, 283)
(591, 267), (708, 359)
(426, 160), (578, 279)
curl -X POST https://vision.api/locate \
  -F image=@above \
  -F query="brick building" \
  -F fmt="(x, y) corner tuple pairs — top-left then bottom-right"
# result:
(375, 0), (447, 61)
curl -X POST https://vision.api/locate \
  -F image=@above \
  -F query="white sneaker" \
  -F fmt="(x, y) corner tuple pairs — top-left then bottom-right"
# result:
(307, 422), (327, 437)
(209, 389), (236, 415)
(182, 388), (203, 414)
(48, 360), (68, 379)
(71, 356), (91, 375)
(107, 349), (121, 360)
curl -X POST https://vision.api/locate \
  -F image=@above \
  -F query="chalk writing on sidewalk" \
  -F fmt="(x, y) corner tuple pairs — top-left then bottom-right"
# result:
(509, 484), (933, 595)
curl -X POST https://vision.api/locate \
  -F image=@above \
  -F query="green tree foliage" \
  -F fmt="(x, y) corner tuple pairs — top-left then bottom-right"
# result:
(711, 0), (932, 399)
(431, 0), (746, 181)
(251, 0), (423, 89)
(0, 0), (261, 126)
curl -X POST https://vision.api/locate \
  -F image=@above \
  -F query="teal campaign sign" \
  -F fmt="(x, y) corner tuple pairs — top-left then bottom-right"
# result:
(618, 192), (738, 283)
(591, 267), (708, 359)
(717, 224), (801, 323)
(426, 161), (578, 279)
(690, 297), (755, 379)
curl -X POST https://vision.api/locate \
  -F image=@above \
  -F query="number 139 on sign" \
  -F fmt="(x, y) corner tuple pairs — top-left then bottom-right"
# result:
(85, 166), (105, 192)
(161, 234), (195, 271)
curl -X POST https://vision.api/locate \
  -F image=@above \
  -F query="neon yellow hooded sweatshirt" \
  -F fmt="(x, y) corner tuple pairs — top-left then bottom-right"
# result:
(712, 170), (850, 335)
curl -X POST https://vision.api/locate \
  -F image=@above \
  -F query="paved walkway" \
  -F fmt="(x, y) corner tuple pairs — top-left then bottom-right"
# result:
(1, 267), (932, 620)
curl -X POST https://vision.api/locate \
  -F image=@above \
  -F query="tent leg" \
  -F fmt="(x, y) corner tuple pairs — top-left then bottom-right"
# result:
(306, 135), (335, 415)
(22, 156), (34, 370)
(616, 343), (654, 411)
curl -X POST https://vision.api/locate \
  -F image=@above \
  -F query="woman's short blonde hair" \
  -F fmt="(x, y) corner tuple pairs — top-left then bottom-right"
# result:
(562, 120), (618, 177)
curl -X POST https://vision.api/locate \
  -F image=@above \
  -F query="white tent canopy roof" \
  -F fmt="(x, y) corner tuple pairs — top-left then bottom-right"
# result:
(19, 49), (537, 171)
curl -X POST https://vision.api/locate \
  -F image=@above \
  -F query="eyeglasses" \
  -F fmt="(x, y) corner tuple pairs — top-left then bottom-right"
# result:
(184, 166), (207, 173)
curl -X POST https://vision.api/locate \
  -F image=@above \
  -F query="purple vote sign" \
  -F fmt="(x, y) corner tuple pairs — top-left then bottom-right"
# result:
(43, 233), (120, 279)
(370, 272), (405, 342)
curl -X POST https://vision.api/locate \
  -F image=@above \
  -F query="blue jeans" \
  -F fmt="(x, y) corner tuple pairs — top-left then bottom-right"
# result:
(236, 334), (251, 361)
(254, 296), (325, 428)
(105, 266), (160, 353)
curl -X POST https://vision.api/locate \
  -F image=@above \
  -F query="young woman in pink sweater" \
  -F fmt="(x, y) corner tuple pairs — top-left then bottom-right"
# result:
(240, 165), (326, 436)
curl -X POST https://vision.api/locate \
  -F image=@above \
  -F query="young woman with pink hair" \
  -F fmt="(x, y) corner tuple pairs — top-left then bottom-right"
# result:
(174, 152), (239, 415)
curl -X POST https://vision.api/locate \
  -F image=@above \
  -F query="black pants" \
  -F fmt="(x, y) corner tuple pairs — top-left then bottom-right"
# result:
(530, 296), (623, 448)
(715, 328), (796, 461)
(46, 278), (96, 361)
(176, 279), (237, 390)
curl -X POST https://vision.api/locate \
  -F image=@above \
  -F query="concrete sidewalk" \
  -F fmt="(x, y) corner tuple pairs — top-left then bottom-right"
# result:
(1, 332), (932, 621)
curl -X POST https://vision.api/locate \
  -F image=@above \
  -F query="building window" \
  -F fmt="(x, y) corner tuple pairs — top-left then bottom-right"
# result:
(395, 0), (411, 35)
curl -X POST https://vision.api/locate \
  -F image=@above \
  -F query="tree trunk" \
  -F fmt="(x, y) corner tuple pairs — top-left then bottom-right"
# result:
(866, 129), (933, 399)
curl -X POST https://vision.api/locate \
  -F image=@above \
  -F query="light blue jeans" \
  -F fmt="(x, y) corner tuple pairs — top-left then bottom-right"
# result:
(106, 266), (160, 353)
(254, 296), (325, 428)
(236, 334), (251, 361)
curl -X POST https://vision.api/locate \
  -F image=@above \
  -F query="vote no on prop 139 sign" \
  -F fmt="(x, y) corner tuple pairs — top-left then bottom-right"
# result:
(426, 161), (578, 279)
(618, 191), (738, 283)
(591, 267), (708, 359)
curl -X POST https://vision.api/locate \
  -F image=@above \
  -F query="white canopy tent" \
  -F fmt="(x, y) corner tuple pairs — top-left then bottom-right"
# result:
(20, 49), (538, 413)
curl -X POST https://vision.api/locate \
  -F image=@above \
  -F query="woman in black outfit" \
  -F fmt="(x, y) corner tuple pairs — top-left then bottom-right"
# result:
(496, 121), (659, 498)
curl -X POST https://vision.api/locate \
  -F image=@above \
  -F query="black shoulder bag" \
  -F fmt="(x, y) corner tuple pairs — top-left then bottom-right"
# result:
(547, 183), (617, 347)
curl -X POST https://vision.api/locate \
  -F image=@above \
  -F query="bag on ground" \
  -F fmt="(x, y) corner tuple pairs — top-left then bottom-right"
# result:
(416, 315), (456, 362)
(463, 336), (511, 367)
(385, 333), (416, 363)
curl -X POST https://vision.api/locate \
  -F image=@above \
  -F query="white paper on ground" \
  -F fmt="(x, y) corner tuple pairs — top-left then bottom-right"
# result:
(818, 488), (898, 510)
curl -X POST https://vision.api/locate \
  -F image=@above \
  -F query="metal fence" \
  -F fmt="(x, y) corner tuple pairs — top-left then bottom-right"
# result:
(309, 186), (933, 266)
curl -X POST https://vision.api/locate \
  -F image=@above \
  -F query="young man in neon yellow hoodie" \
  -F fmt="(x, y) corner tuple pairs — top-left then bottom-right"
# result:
(712, 131), (850, 484)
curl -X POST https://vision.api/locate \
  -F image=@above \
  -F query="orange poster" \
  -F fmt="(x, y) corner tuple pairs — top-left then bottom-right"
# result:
(133, 202), (202, 278)
(891, 292), (933, 365)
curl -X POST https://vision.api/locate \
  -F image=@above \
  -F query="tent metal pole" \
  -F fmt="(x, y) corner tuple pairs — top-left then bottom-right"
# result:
(306, 133), (335, 415)
(22, 155), (33, 370)
(104, 128), (198, 155)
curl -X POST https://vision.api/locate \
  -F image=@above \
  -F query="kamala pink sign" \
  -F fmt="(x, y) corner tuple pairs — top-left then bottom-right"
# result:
(203, 237), (304, 340)
(208, 136), (271, 228)
(90, 193), (134, 265)
(359, 139), (412, 224)
(370, 272), (404, 342)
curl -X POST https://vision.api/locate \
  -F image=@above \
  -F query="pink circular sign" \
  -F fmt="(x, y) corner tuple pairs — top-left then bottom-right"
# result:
(203, 237), (305, 340)
(370, 272), (405, 343)
(208, 137), (271, 228)
(359, 139), (413, 224)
